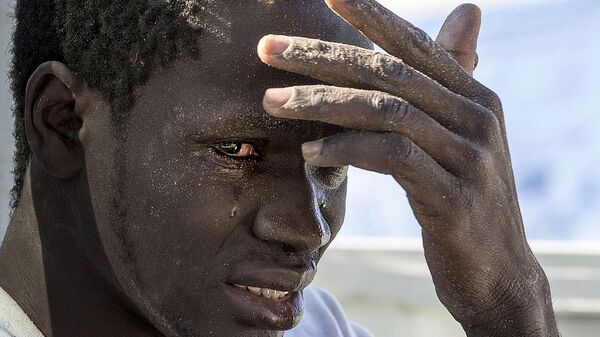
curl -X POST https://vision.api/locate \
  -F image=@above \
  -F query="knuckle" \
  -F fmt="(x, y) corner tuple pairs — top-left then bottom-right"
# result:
(466, 144), (494, 169)
(410, 28), (437, 52)
(483, 90), (503, 112)
(308, 86), (329, 106)
(371, 93), (410, 126)
(303, 38), (332, 57)
(470, 86), (503, 113)
(486, 90), (502, 107)
(477, 109), (502, 140)
(386, 135), (415, 170)
(390, 135), (412, 157)
(370, 53), (413, 87)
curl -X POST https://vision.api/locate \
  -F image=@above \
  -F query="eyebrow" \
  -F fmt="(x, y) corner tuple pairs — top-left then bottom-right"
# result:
(176, 107), (287, 140)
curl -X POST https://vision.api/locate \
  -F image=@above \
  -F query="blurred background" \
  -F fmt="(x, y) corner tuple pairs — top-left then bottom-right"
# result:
(0, 0), (599, 336)
(342, 0), (600, 241)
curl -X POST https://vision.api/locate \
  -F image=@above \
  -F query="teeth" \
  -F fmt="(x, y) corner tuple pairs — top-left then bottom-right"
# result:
(248, 286), (262, 295)
(233, 284), (290, 300)
(262, 288), (275, 298)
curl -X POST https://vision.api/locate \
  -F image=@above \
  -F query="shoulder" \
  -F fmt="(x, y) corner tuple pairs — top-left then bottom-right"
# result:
(286, 286), (373, 337)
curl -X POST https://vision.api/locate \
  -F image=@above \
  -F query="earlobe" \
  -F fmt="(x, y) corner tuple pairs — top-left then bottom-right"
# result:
(25, 61), (85, 179)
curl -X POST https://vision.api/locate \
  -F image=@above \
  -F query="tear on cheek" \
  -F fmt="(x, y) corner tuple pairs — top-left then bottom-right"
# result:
(229, 205), (239, 218)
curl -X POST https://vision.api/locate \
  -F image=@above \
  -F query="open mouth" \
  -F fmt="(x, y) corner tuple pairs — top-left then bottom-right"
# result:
(223, 276), (306, 329)
(231, 283), (291, 300)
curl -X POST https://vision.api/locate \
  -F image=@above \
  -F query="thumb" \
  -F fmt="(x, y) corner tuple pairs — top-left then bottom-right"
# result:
(435, 4), (482, 76)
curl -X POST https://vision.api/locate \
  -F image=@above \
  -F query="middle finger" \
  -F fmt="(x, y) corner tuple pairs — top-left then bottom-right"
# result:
(325, 0), (483, 98)
(258, 35), (487, 138)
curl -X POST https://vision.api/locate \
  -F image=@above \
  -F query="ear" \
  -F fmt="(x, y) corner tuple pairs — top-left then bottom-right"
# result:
(25, 61), (85, 179)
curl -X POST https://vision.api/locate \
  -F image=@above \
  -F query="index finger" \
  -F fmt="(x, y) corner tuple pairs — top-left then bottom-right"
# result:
(325, 0), (491, 105)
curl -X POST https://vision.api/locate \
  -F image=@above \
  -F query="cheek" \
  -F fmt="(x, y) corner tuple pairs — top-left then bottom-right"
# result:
(117, 132), (251, 299)
(78, 106), (141, 288)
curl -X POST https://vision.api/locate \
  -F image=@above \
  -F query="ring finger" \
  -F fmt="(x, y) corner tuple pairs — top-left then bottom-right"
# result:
(264, 85), (472, 173)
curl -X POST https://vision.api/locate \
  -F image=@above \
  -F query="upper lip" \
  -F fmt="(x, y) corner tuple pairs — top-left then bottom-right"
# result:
(228, 263), (317, 293)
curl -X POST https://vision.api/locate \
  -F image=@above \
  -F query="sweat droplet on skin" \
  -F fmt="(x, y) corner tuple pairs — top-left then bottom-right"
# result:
(229, 205), (238, 218)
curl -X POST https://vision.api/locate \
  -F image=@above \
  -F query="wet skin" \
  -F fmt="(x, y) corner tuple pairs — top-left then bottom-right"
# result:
(0, 1), (558, 337)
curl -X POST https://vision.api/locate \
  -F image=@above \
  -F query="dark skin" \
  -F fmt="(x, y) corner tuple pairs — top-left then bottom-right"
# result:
(0, 1), (558, 337)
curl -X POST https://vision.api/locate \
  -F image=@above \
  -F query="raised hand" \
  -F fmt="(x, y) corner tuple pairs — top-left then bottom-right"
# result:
(258, 0), (559, 336)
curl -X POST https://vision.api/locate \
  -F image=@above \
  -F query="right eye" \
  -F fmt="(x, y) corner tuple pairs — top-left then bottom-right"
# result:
(214, 141), (259, 158)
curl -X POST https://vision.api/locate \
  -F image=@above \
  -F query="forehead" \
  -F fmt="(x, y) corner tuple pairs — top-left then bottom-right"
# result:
(131, 1), (369, 136)
(175, 0), (370, 68)
(178, 0), (369, 43)
(192, 0), (370, 72)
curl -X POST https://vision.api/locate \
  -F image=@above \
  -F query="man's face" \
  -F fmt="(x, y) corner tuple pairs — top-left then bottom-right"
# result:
(81, 1), (369, 335)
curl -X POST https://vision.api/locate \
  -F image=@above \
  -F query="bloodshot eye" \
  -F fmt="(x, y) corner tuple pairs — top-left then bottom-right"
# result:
(215, 142), (259, 158)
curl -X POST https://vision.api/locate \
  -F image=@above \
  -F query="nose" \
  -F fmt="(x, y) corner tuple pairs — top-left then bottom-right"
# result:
(252, 173), (331, 255)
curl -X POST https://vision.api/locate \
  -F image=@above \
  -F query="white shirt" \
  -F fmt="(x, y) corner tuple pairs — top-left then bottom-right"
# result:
(0, 288), (43, 337)
(286, 287), (373, 337)
(0, 286), (372, 337)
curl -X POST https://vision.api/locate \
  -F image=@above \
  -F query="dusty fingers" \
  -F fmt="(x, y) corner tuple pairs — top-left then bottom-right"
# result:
(263, 85), (474, 174)
(301, 131), (461, 216)
(257, 35), (497, 141)
(324, 0), (498, 111)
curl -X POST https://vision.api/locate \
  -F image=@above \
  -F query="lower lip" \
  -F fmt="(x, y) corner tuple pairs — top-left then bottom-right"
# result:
(223, 284), (304, 330)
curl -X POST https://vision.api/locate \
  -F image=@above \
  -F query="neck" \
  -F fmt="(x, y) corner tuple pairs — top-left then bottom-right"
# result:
(0, 173), (49, 332)
(0, 167), (161, 337)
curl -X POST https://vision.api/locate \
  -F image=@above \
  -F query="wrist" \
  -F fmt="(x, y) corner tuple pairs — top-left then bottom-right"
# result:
(460, 267), (559, 337)
(462, 307), (559, 337)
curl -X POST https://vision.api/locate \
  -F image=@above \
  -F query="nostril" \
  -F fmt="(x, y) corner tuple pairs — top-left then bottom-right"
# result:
(252, 209), (330, 254)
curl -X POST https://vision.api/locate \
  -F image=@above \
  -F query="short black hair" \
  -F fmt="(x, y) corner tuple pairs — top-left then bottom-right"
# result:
(9, 0), (206, 209)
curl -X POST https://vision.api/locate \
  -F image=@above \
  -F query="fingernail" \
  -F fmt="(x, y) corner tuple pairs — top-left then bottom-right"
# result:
(325, 0), (351, 8)
(302, 140), (323, 160)
(264, 88), (294, 110)
(259, 35), (291, 56)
